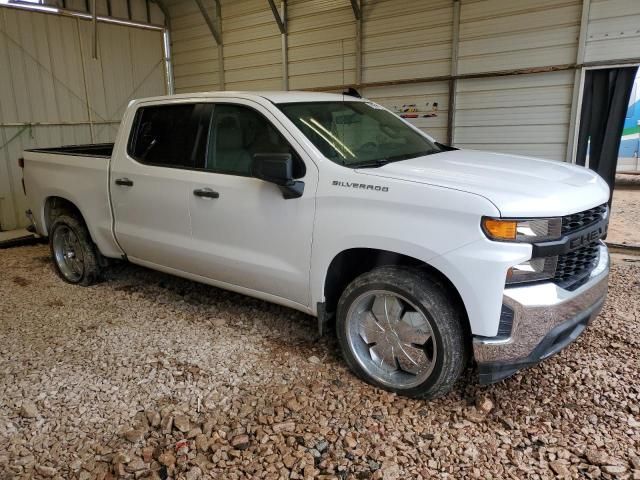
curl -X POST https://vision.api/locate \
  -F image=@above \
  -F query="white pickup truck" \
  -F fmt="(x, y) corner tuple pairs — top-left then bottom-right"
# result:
(21, 91), (610, 399)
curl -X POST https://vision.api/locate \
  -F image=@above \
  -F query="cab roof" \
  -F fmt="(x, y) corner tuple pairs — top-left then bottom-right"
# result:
(253, 91), (358, 104)
(131, 90), (364, 105)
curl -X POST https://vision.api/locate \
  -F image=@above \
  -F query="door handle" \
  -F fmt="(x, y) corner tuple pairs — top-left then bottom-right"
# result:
(193, 188), (220, 199)
(115, 177), (134, 187)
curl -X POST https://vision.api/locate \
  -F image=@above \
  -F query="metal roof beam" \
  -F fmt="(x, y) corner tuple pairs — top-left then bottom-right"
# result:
(350, 0), (361, 20)
(267, 0), (285, 34)
(151, 0), (170, 28)
(194, 0), (222, 45)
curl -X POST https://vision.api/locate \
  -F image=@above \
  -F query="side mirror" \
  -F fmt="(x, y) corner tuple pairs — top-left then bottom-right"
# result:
(252, 153), (294, 186)
(252, 153), (304, 199)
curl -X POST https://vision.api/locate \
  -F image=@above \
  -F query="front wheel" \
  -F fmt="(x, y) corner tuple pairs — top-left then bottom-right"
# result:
(336, 266), (467, 399)
(49, 215), (101, 286)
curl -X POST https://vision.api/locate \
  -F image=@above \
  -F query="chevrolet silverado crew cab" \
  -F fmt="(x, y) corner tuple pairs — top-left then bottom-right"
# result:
(21, 91), (610, 399)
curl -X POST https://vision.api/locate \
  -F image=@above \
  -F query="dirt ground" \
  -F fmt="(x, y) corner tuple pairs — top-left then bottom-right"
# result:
(0, 243), (639, 480)
(609, 174), (640, 246)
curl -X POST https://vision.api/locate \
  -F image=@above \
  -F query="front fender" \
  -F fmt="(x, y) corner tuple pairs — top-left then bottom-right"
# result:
(428, 238), (531, 337)
(310, 173), (509, 331)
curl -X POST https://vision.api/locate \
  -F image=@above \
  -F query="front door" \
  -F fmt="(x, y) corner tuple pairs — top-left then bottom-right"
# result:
(187, 100), (318, 307)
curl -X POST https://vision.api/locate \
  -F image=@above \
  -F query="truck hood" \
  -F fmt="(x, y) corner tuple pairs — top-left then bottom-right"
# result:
(358, 150), (610, 217)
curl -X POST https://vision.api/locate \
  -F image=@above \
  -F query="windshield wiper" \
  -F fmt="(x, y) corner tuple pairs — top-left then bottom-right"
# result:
(349, 159), (393, 169)
(434, 142), (458, 151)
(350, 152), (425, 168)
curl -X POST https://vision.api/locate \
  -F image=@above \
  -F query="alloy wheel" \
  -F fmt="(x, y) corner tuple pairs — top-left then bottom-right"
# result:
(345, 290), (437, 389)
(52, 225), (85, 283)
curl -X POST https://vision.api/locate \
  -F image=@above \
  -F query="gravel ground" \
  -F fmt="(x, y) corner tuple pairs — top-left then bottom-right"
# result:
(609, 175), (640, 246)
(1, 245), (639, 480)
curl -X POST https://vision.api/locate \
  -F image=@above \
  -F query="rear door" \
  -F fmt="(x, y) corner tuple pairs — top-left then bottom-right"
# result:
(110, 101), (212, 270)
(187, 100), (318, 307)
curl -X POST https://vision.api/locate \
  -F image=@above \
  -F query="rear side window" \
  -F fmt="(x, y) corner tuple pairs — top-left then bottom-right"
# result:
(128, 103), (211, 169)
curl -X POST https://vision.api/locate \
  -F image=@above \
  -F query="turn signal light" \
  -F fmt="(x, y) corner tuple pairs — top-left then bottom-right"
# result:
(482, 218), (517, 241)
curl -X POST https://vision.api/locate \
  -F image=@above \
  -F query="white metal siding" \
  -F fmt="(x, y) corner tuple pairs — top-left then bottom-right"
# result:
(77, 20), (166, 137)
(43, 0), (164, 23)
(222, 0), (282, 90)
(454, 70), (575, 160)
(363, 82), (449, 143)
(168, 0), (220, 93)
(169, 0), (358, 93)
(0, 7), (166, 230)
(287, 0), (356, 89)
(584, 0), (640, 63)
(458, 0), (581, 75)
(362, 0), (452, 83)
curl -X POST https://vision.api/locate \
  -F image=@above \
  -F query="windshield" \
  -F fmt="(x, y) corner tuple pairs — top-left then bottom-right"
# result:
(278, 101), (443, 167)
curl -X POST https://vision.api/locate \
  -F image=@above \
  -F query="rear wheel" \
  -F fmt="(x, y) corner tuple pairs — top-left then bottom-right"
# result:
(49, 215), (100, 286)
(336, 266), (467, 399)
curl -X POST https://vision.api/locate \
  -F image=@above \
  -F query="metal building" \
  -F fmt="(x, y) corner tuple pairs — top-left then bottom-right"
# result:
(1, 0), (639, 230)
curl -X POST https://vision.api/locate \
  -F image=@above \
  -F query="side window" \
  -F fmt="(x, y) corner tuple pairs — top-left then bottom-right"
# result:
(128, 103), (211, 169)
(206, 104), (306, 178)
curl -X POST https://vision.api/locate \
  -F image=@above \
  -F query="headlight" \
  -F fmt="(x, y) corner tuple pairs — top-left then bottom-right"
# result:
(482, 217), (562, 243)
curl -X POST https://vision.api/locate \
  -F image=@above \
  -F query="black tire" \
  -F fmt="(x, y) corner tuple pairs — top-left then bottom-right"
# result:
(49, 214), (101, 286)
(336, 266), (467, 399)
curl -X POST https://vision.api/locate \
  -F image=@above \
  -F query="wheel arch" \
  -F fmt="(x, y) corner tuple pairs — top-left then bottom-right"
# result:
(322, 248), (471, 339)
(39, 191), (123, 259)
(43, 196), (86, 234)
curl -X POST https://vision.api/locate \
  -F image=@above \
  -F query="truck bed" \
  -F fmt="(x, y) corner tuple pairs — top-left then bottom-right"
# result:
(23, 145), (122, 258)
(26, 143), (114, 158)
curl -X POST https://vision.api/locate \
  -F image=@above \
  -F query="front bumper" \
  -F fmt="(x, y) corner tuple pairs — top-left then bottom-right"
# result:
(473, 243), (609, 384)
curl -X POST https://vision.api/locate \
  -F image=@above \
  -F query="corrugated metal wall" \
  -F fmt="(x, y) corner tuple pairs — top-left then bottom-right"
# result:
(167, 0), (220, 93)
(457, 0), (580, 74)
(452, 0), (580, 159)
(362, 0), (452, 84)
(358, 0), (452, 143)
(168, 0), (586, 91)
(0, 6), (166, 231)
(222, 0), (282, 90)
(454, 71), (575, 158)
(167, 0), (358, 91)
(584, 0), (640, 63)
(287, 0), (356, 89)
(43, 0), (165, 24)
(165, 0), (594, 156)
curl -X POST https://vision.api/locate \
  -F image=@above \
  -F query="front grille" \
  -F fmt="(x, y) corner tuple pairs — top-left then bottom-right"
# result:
(554, 242), (601, 289)
(552, 204), (607, 288)
(561, 204), (607, 235)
